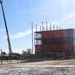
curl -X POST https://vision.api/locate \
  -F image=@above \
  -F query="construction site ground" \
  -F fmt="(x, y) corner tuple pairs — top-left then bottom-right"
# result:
(0, 59), (75, 75)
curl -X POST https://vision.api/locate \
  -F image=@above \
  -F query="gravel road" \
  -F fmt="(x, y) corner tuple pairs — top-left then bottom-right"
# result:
(0, 59), (75, 75)
(0, 67), (75, 75)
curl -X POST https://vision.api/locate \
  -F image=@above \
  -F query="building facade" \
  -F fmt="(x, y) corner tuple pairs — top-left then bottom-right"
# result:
(35, 29), (75, 59)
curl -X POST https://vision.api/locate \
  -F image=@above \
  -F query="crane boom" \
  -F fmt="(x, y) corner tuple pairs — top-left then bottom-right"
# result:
(0, 0), (12, 55)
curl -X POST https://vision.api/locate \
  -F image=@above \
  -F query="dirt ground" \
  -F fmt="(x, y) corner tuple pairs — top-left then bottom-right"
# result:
(0, 59), (75, 75)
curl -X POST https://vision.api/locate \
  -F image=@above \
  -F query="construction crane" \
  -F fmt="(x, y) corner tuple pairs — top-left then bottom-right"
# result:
(0, 0), (12, 57)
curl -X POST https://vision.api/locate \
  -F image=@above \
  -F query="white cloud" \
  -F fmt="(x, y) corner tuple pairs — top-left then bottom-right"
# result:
(10, 29), (34, 39)
(63, 10), (75, 20)
(10, 21), (59, 39)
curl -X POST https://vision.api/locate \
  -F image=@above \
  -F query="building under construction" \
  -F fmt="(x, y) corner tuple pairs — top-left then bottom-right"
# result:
(35, 28), (75, 59)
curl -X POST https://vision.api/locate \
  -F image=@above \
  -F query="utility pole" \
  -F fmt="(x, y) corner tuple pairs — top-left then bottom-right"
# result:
(0, 0), (12, 56)
(31, 23), (33, 54)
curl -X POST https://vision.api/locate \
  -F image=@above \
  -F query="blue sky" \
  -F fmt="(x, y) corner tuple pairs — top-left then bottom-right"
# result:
(0, 0), (75, 54)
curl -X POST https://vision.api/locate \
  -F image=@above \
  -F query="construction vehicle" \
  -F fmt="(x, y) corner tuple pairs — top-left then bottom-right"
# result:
(0, 0), (12, 58)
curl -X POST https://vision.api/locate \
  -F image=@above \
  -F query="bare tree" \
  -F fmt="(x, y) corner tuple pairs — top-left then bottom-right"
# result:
(22, 50), (28, 58)
(26, 48), (32, 57)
